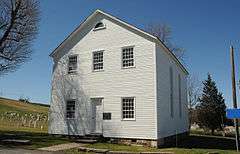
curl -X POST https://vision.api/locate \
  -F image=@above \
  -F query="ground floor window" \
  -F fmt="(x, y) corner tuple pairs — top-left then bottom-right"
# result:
(122, 97), (135, 120)
(66, 100), (75, 119)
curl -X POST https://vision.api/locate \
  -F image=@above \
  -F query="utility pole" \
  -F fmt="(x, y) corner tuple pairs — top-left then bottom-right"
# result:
(230, 45), (239, 152)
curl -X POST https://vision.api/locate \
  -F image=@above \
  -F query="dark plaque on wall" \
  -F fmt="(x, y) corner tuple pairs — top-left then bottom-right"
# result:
(103, 113), (111, 120)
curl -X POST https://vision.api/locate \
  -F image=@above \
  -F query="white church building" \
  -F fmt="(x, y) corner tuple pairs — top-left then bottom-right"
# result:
(48, 9), (189, 147)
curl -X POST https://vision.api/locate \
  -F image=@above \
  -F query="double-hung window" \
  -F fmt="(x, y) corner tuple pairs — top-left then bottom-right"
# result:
(68, 56), (77, 74)
(122, 47), (134, 68)
(93, 51), (104, 71)
(66, 100), (75, 119)
(122, 97), (135, 120)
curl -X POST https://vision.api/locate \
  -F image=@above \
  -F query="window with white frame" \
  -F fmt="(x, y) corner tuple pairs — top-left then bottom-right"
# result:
(122, 47), (134, 68)
(68, 56), (77, 74)
(93, 51), (103, 71)
(66, 100), (75, 119)
(122, 97), (135, 120)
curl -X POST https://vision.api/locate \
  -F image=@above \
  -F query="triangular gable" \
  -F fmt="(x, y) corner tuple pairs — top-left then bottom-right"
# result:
(49, 9), (188, 75)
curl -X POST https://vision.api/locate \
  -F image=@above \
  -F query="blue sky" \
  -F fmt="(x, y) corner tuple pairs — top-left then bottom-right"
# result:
(0, 0), (240, 107)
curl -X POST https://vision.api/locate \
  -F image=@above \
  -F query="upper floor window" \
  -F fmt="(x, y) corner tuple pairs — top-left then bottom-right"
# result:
(68, 55), (77, 74)
(122, 97), (135, 120)
(93, 51), (104, 71)
(93, 22), (105, 31)
(66, 100), (75, 119)
(122, 47), (134, 68)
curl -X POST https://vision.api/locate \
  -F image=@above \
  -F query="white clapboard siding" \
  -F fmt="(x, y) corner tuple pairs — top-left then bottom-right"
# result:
(155, 44), (189, 139)
(49, 10), (188, 140)
(49, 13), (157, 139)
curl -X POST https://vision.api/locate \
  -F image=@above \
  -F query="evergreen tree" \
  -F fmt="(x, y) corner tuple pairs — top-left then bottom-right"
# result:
(196, 74), (226, 135)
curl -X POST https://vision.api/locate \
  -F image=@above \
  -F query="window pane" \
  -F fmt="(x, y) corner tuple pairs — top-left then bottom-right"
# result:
(122, 47), (134, 68)
(93, 51), (104, 71)
(122, 97), (135, 120)
(66, 100), (75, 118)
(68, 56), (77, 74)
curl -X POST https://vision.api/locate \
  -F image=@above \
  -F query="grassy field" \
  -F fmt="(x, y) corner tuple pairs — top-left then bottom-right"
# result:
(65, 134), (239, 154)
(0, 130), (72, 149)
(0, 130), (237, 154)
(0, 97), (239, 153)
(0, 98), (74, 150)
(0, 130), (236, 154)
(0, 97), (49, 133)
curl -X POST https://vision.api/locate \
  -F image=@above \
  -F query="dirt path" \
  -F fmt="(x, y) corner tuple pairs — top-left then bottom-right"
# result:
(38, 143), (84, 152)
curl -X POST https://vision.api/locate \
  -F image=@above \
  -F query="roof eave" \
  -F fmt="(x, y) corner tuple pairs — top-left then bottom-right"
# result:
(155, 38), (189, 75)
(49, 10), (100, 58)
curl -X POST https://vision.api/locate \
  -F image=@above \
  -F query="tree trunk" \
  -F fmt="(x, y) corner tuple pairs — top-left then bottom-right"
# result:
(188, 110), (192, 130)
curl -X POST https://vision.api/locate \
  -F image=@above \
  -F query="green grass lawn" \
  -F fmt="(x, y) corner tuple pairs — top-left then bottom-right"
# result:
(65, 143), (238, 154)
(0, 130), (72, 149)
(0, 97), (49, 113)
(65, 134), (239, 154)
(84, 142), (238, 154)
(0, 97), (68, 149)
(0, 97), (239, 153)
(0, 97), (49, 133)
(0, 130), (237, 154)
(0, 124), (47, 133)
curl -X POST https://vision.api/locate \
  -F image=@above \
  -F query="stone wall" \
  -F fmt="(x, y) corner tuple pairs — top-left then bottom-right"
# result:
(108, 131), (189, 148)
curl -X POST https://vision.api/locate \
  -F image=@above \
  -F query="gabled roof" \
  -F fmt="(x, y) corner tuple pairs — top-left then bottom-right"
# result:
(50, 9), (188, 75)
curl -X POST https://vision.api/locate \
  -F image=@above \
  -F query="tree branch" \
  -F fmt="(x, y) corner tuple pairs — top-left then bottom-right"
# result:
(0, 52), (12, 61)
(0, 0), (21, 52)
(0, 0), (39, 76)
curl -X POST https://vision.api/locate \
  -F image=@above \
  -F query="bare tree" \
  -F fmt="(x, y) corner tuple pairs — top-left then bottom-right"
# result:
(0, 0), (39, 76)
(187, 74), (201, 128)
(145, 23), (185, 63)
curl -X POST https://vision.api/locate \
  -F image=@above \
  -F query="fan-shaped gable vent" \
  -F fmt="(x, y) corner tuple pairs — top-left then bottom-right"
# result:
(94, 22), (105, 30)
